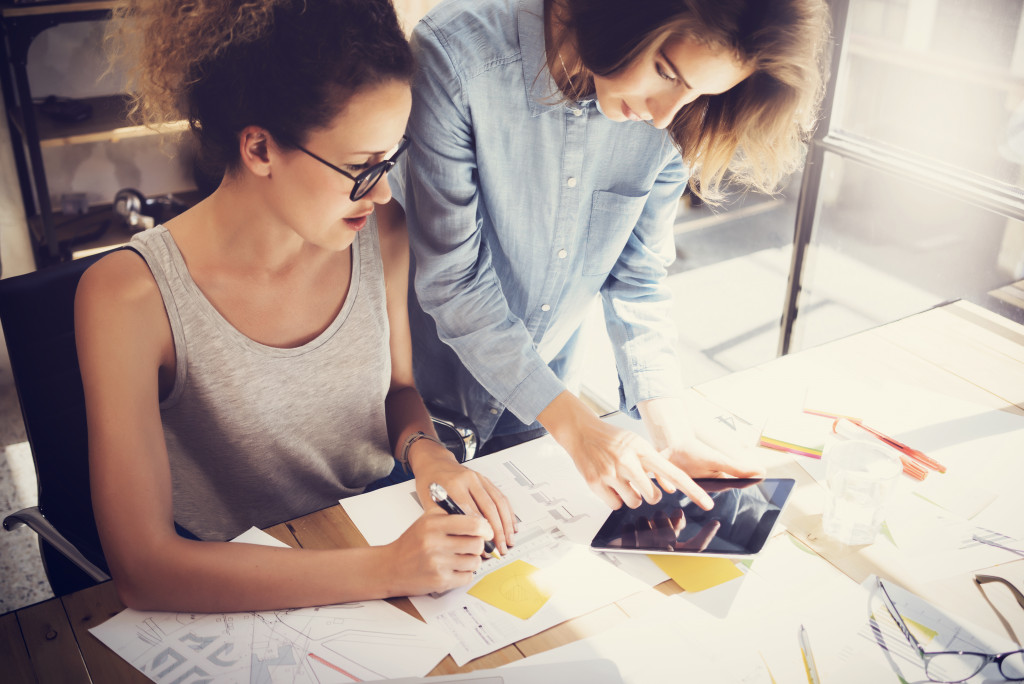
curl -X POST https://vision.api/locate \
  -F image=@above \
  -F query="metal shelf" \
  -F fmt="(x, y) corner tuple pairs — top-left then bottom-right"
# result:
(26, 94), (188, 147)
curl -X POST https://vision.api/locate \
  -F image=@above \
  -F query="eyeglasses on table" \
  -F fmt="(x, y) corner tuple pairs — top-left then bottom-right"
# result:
(875, 576), (1024, 683)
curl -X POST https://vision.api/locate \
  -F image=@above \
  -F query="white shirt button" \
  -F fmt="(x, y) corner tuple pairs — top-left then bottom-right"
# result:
(541, 304), (551, 312)
(490, 408), (499, 415)
(567, 177), (577, 188)
(557, 249), (568, 259)
(572, 108), (582, 116)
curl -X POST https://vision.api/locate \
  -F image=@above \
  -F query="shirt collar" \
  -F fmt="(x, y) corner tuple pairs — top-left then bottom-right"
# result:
(518, 0), (586, 117)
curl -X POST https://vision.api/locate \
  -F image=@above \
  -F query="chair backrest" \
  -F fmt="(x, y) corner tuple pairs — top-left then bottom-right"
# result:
(0, 250), (120, 594)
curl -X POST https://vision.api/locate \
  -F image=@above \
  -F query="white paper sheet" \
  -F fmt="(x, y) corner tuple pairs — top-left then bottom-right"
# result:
(88, 528), (454, 683)
(342, 434), (671, 586)
(703, 372), (1024, 583)
(811, 577), (1024, 684)
(510, 533), (1020, 684)
(343, 438), (661, 665)
(506, 596), (778, 684)
(506, 533), (867, 683)
(411, 527), (648, 665)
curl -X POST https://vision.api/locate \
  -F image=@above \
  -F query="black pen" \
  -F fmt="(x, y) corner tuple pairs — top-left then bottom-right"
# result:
(429, 482), (500, 559)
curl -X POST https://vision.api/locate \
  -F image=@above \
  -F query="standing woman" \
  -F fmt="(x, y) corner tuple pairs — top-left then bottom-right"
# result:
(399, 0), (831, 510)
(76, 0), (513, 613)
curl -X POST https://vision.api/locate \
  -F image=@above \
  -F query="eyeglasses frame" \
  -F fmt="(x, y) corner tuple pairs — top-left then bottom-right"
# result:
(875, 577), (1024, 683)
(976, 574), (1024, 612)
(296, 136), (409, 202)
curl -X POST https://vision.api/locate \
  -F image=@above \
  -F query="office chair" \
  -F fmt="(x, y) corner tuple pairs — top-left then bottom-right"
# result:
(0, 249), (478, 596)
(1, 250), (115, 596)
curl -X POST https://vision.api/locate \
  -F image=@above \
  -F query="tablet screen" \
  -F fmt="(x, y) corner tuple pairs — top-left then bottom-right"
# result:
(590, 478), (795, 557)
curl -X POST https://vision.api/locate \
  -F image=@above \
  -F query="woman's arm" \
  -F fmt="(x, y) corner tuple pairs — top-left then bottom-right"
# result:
(638, 396), (765, 483)
(541, 151), (763, 509)
(376, 200), (515, 553)
(598, 152), (764, 492)
(76, 250), (491, 612)
(403, 22), (567, 428)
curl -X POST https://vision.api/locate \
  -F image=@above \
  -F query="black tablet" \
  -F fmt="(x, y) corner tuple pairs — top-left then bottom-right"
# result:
(590, 478), (795, 558)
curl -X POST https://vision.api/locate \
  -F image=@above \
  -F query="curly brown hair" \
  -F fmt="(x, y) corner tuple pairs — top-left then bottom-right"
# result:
(107, 0), (414, 178)
(549, 0), (831, 203)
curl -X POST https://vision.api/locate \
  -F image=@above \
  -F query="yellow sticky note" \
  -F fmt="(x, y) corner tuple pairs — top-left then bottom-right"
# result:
(468, 559), (552, 619)
(647, 554), (743, 593)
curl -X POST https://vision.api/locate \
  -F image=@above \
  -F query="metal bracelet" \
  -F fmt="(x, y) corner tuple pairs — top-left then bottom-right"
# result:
(399, 431), (444, 473)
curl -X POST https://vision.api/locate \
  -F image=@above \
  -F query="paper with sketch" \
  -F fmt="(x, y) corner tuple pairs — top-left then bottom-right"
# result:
(341, 433), (670, 587)
(880, 494), (1024, 582)
(410, 526), (648, 665)
(88, 528), (453, 683)
(342, 436), (659, 665)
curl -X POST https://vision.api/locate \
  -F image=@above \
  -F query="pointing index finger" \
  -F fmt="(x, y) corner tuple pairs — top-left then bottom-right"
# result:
(641, 452), (714, 510)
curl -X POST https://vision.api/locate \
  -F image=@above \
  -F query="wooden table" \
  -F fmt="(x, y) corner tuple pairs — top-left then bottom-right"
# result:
(3, 296), (1024, 683)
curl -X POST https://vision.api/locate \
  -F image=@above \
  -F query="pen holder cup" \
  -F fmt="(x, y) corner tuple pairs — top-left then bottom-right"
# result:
(822, 438), (902, 546)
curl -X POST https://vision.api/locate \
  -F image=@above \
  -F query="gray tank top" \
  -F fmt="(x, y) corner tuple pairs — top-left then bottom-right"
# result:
(130, 217), (393, 540)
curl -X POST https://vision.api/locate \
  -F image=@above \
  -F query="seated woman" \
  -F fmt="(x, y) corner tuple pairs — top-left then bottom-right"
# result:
(76, 0), (514, 612)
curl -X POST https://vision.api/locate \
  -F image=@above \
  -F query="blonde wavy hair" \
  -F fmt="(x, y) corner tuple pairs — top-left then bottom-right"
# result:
(549, 0), (831, 203)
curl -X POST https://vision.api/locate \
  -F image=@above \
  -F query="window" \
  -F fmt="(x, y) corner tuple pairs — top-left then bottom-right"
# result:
(582, 0), (1024, 410)
(781, 0), (1024, 354)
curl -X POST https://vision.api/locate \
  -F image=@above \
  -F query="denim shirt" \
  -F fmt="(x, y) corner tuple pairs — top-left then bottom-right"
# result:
(397, 0), (688, 441)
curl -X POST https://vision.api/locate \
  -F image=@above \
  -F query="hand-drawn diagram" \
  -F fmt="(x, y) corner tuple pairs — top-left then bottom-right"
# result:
(501, 459), (591, 528)
(410, 526), (648, 666)
(91, 599), (453, 683)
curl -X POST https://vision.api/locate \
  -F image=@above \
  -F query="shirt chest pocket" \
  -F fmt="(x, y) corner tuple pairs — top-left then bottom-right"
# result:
(583, 190), (650, 276)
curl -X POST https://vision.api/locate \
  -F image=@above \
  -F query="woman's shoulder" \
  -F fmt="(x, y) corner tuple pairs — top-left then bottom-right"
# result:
(422, 0), (519, 30)
(76, 247), (161, 316)
(416, 0), (525, 68)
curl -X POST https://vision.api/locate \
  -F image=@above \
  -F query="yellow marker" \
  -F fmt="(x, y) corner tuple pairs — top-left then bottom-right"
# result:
(799, 624), (821, 684)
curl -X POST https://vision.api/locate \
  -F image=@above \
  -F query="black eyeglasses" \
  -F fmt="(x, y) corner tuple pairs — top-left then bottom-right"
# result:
(296, 136), (409, 201)
(876, 577), (1024, 682)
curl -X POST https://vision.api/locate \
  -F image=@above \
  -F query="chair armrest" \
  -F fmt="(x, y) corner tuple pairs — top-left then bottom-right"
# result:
(427, 402), (479, 464)
(3, 506), (110, 583)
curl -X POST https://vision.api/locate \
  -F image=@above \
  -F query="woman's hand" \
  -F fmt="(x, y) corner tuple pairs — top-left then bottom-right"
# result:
(659, 435), (765, 480)
(383, 510), (493, 596)
(408, 440), (516, 554)
(639, 396), (765, 502)
(539, 392), (704, 510)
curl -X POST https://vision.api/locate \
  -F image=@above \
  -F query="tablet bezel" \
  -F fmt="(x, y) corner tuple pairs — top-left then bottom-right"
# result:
(589, 477), (795, 558)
